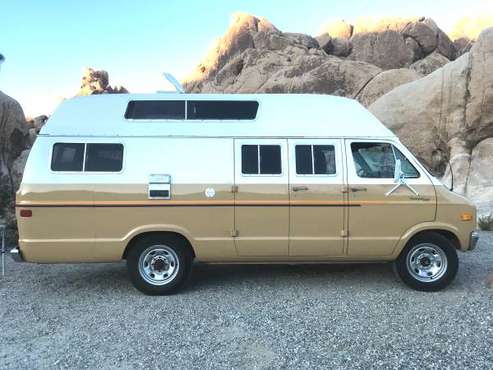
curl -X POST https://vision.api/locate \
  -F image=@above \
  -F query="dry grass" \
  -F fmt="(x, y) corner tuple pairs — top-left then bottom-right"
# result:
(478, 214), (493, 231)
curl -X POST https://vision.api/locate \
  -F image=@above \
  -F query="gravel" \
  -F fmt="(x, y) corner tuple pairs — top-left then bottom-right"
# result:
(1, 233), (492, 369)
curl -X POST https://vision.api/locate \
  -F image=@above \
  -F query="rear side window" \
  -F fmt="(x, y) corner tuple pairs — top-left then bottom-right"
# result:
(85, 144), (124, 172)
(51, 143), (124, 172)
(187, 101), (258, 120)
(296, 145), (336, 175)
(242, 145), (281, 175)
(125, 100), (185, 119)
(51, 143), (84, 171)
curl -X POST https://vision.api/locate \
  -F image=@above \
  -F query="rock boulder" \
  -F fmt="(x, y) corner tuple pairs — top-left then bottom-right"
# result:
(348, 17), (456, 69)
(410, 51), (450, 75)
(357, 68), (422, 107)
(350, 30), (415, 69)
(319, 19), (353, 39)
(0, 91), (30, 243)
(78, 68), (128, 96)
(184, 13), (382, 96)
(370, 28), (493, 210)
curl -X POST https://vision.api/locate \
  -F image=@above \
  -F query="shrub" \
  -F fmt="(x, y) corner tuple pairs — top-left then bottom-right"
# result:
(478, 214), (493, 231)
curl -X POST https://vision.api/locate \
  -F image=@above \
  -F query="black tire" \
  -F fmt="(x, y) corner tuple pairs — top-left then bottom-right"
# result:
(126, 234), (193, 295)
(394, 232), (458, 292)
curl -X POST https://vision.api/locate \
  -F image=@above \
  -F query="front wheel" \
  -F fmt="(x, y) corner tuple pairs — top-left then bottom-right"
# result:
(126, 235), (193, 295)
(394, 232), (458, 292)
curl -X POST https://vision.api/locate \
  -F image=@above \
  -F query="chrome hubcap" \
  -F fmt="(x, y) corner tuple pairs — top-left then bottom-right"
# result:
(138, 245), (179, 286)
(406, 243), (447, 282)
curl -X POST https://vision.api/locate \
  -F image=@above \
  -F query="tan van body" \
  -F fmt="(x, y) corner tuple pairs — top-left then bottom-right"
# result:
(14, 94), (477, 267)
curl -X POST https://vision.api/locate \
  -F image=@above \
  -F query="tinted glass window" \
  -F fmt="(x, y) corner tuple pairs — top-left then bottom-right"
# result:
(125, 100), (185, 119)
(51, 143), (84, 171)
(295, 145), (313, 174)
(314, 145), (336, 175)
(296, 145), (335, 175)
(395, 147), (420, 178)
(85, 144), (123, 172)
(260, 145), (281, 174)
(187, 101), (258, 120)
(242, 145), (259, 174)
(351, 142), (395, 178)
(351, 142), (419, 178)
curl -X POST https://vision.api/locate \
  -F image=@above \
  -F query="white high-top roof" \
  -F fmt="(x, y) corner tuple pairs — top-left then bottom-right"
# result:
(40, 93), (396, 138)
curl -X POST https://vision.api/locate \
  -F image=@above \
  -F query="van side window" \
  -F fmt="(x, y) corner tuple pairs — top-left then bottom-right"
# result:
(242, 145), (281, 175)
(296, 145), (336, 175)
(51, 143), (84, 171)
(85, 144), (124, 172)
(187, 101), (258, 120)
(351, 142), (419, 178)
(125, 100), (185, 119)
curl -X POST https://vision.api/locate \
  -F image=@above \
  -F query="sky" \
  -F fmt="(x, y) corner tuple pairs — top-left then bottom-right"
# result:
(1, 0), (492, 117)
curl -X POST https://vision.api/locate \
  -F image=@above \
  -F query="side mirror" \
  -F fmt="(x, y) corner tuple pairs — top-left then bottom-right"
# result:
(394, 159), (403, 183)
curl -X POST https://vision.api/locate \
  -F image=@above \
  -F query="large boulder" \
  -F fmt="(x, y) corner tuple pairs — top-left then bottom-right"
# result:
(0, 91), (30, 243)
(410, 51), (450, 75)
(369, 28), (493, 204)
(11, 149), (30, 191)
(357, 68), (422, 107)
(184, 13), (278, 86)
(453, 37), (474, 57)
(315, 34), (352, 57)
(402, 21), (438, 55)
(423, 18), (456, 60)
(184, 13), (382, 96)
(26, 114), (48, 133)
(466, 139), (493, 215)
(0, 91), (30, 180)
(78, 67), (128, 96)
(349, 30), (415, 69)
(348, 17), (456, 69)
(319, 19), (353, 39)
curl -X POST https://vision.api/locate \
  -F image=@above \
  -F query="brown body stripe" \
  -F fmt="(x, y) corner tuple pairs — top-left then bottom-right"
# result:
(15, 200), (423, 207)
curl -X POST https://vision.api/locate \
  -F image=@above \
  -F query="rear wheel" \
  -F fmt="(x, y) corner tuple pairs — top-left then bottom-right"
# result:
(126, 235), (193, 295)
(394, 232), (458, 292)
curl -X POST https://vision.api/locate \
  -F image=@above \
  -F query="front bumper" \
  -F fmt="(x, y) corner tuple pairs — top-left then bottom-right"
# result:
(9, 247), (24, 262)
(469, 231), (480, 251)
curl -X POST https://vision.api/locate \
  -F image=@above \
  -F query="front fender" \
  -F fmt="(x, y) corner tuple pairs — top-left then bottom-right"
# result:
(392, 222), (463, 258)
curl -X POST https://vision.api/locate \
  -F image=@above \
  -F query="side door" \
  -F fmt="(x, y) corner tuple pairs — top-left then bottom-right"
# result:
(288, 139), (346, 257)
(345, 139), (436, 257)
(234, 139), (289, 257)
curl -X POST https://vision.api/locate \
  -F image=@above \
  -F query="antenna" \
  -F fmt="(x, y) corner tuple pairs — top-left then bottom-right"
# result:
(163, 72), (184, 93)
(449, 158), (454, 192)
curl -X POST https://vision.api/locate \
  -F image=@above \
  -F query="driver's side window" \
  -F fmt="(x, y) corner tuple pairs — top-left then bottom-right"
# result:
(351, 142), (419, 179)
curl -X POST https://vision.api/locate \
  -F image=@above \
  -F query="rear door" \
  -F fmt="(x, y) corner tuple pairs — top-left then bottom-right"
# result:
(288, 139), (345, 257)
(234, 139), (289, 257)
(345, 139), (436, 257)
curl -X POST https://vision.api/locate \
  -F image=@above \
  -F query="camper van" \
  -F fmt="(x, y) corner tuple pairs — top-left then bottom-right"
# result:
(11, 94), (478, 295)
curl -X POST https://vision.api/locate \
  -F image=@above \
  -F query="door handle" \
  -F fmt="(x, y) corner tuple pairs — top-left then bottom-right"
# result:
(350, 187), (367, 192)
(292, 186), (309, 192)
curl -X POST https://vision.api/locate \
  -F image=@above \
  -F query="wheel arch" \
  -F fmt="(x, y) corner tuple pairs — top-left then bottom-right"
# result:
(394, 223), (462, 257)
(122, 230), (196, 260)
